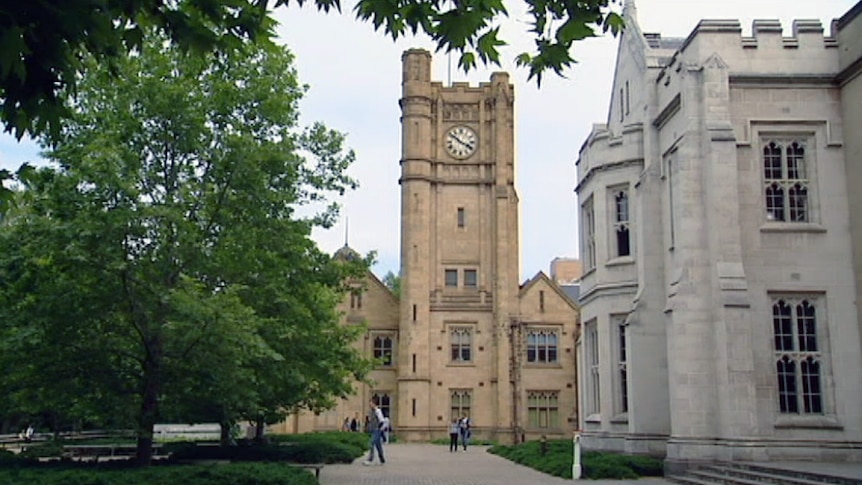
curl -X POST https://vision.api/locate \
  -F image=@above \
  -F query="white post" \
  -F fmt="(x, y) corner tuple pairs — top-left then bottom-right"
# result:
(572, 431), (582, 480)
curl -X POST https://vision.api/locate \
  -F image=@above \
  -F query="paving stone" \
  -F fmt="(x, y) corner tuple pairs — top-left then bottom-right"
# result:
(319, 443), (674, 485)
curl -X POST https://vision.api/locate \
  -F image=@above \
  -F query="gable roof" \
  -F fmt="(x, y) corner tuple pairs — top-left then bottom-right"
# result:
(519, 271), (580, 311)
(333, 244), (399, 304)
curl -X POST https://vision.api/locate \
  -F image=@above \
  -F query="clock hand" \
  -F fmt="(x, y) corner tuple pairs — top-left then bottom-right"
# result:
(453, 135), (472, 150)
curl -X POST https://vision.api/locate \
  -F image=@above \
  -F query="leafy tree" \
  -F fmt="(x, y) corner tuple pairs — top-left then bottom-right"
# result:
(382, 271), (401, 299)
(0, 32), (370, 465)
(0, 0), (623, 139)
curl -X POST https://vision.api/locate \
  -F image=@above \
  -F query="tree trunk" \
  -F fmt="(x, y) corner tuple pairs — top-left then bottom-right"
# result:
(135, 338), (162, 466)
(219, 418), (235, 446)
(254, 417), (265, 442)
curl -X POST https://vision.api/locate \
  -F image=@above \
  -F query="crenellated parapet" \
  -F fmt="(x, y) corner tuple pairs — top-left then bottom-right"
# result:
(653, 17), (843, 84)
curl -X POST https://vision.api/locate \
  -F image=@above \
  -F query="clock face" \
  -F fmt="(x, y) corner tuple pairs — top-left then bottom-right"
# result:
(445, 126), (478, 159)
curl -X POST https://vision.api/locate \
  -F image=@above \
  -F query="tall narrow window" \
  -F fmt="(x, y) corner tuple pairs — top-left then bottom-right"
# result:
(527, 391), (560, 429)
(583, 198), (596, 270)
(617, 322), (628, 413)
(667, 158), (675, 246)
(464, 269), (477, 288)
(625, 81), (630, 115)
(619, 88), (624, 121)
(457, 207), (465, 228)
(450, 327), (472, 363)
(527, 328), (559, 364)
(539, 290), (545, 312)
(373, 334), (394, 366)
(613, 189), (631, 257)
(445, 269), (458, 287)
(412, 398), (417, 417)
(413, 304), (417, 322)
(585, 321), (600, 416)
(763, 140), (810, 222)
(450, 389), (472, 421)
(412, 353), (416, 373)
(772, 297), (824, 414)
(372, 392), (391, 418)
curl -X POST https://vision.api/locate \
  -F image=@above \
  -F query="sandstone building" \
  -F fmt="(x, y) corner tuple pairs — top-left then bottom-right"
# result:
(575, 0), (862, 469)
(274, 50), (580, 443)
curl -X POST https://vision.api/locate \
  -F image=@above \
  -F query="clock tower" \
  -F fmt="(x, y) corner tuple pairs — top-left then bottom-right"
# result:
(397, 48), (520, 441)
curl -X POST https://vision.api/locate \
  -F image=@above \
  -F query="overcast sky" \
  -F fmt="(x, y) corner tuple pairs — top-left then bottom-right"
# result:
(0, 0), (856, 280)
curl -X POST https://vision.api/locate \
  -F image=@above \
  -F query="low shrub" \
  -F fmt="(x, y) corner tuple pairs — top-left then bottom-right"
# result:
(0, 462), (317, 485)
(488, 439), (663, 480)
(0, 449), (39, 469)
(169, 440), (358, 464)
(18, 441), (65, 459)
(270, 431), (368, 453)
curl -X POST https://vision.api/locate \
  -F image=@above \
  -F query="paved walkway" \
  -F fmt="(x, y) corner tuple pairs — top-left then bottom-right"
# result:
(319, 444), (673, 485)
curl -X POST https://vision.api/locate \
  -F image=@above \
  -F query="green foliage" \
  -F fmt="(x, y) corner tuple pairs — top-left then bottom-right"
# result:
(0, 449), (38, 468)
(488, 439), (663, 480)
(0, 0), (623, 139)
(269, 431), (369, 454)
(0, 0), (276, 140)
(18, 441), (65, 459)
(0, 462), (318, 485)
(169, 440), (360, 464)
(355, 0), (624, 86)
(381, 271), (401, 298)
(0, 30), (370, 464)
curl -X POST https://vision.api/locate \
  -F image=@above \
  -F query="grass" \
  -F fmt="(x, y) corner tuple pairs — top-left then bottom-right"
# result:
(488, 439), (663, 480)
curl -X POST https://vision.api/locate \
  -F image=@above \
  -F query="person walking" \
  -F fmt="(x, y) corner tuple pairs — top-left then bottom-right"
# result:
(448, 418), (460, 452)
(459, 414), (471, 451)
(363, 397), (386, 465)
(350, 412), (359, 433)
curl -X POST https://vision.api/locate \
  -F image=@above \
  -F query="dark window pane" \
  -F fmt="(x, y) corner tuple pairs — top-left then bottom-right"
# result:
(445, 269), (458, 287)
(464, 269), (477, 287)
(801, 358), (822, 414)
(765, 183), (785, 221)
(764, 142), (783, 179)
(777, 357), (798, 413)
(786, 142), (805, 179)
(796, 301), (817, 352)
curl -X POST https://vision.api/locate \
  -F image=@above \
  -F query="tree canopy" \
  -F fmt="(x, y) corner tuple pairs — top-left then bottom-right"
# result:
(0, 32), (370, 464)
(0, 0), (623, 139)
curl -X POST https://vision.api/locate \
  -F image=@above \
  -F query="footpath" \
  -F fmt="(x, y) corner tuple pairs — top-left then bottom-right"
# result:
(319, 443), (673, 485)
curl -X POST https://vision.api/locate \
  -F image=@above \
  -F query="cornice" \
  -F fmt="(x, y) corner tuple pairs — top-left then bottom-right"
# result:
(653, 93), (681, 129)
(836, 54), (862, 86)
(575, 158), (644, 194)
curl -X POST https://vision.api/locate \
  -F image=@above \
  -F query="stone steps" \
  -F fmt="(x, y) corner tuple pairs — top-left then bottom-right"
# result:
(668, 463), (861, 485)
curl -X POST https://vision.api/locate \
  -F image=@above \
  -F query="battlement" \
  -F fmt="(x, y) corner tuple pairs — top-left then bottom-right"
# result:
(675, 17), (839, 53)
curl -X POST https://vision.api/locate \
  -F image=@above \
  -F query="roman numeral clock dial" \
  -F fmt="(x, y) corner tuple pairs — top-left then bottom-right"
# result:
(445, 126), (478, 159)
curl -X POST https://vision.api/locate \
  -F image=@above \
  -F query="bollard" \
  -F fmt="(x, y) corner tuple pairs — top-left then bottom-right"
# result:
(572, 431), (582, 480)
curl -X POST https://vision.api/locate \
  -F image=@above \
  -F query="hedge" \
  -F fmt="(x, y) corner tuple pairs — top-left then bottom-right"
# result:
(488, 439), (663, 480)
(0, 462), (317, 485)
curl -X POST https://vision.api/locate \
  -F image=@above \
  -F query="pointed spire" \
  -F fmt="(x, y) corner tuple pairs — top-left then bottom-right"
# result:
(623, 0), (638, 22)
(344, 215), (350, 247)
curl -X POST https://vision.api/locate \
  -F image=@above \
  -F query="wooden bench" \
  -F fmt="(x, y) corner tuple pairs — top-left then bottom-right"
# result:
(292, 463), (324, 478)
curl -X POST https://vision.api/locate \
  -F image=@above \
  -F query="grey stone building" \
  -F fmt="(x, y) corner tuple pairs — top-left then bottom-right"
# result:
(575, 0), (862, 469)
